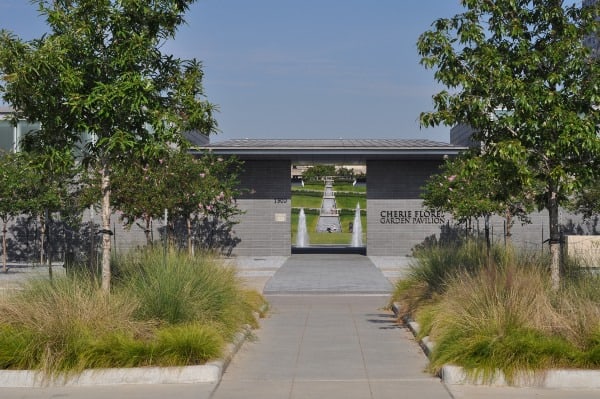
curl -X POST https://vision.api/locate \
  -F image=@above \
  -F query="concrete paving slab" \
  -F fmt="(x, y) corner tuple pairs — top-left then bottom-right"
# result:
(370, 379), (452, 399)
(291, 380), (372, 399)
(0, 383), (216, 399)
(264, 254), (393, 295)
(211, 295), (451, 399)
(212, 381), (293, 399)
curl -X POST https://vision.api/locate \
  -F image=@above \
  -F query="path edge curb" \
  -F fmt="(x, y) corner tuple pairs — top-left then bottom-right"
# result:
(0, 324), (253, 388)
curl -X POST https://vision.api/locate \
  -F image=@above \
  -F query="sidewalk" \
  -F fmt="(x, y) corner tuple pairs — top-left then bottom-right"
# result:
(212, 295), (451, 399)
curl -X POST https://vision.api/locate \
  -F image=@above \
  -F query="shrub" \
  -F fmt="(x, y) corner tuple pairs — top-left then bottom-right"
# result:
(426, 265), (576, 379)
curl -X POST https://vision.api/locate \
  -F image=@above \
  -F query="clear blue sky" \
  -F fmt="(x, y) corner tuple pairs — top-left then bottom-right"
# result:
(1, 1), (473, 143)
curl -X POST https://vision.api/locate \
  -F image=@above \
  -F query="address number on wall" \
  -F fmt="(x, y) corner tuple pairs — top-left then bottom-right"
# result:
(274, 198), (288, 204)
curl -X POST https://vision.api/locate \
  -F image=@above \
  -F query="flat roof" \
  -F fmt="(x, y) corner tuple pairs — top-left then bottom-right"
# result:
(196, 138), (466, 163)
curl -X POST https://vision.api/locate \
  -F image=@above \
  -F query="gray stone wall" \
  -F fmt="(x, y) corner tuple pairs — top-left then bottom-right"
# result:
(366, 158), (598, 256)
(231, 160), (291, 256)
(366, 160), (445, 255)
(3, 157), (597, 262)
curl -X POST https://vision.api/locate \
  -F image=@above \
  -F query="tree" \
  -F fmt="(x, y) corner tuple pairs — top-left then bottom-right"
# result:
(20, 150), (77, 277)
(335, 167), (355, 179)
(110, 150), (242, 254)
(422, 150), (534, 253)
(571, 176), (600, 221)
(418, 0), (600, 288)
(0, 1), (217, 291)
(302, 164), (336, 181)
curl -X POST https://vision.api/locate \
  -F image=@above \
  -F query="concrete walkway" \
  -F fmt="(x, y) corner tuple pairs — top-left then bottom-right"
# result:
(212, 295), (451, 399)
(264, 254), (392, 295)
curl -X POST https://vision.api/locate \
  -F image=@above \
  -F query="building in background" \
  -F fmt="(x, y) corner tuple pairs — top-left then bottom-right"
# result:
(0, 107), (40, 153)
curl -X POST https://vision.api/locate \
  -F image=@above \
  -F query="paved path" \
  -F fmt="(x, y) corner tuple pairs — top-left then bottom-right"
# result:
(264, 254), (392, 295)
(212, 295), (451, 399)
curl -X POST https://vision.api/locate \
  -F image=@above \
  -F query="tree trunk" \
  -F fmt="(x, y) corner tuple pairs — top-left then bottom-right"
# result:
(39, 213), (46, 266)
(187, 217), (194, 257)
(101, 161), (112, 293)
(505, 209), (512, 246)
(144, 216), (152, 246)
(89, 206), (96, 272)
(2, 220), (7, 273)
(484, 213), (491, 266)
(46, 210), (52, 280)
(548, 189), (561, 290)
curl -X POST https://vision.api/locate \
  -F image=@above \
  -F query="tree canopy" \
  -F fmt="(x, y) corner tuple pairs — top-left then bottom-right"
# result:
(0, 0), (217, 291)
(418, 0), (600, 288)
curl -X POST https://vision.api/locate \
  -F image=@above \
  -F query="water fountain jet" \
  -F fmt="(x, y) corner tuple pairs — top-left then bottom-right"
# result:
(351, 203), (363, 247)
(296, 208), (309, 247)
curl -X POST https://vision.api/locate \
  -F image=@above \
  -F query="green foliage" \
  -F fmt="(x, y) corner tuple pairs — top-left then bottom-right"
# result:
(0, 325), (38, 370)
(392, 240), (504, 315)
(302, 164), (336, 181)
(422, 151), (533, 225)
(113, 248), (261, 338)
(335, 166), (355, 179)
(0, 0), (216, 158)
(432, 323), (577, 383)
(418, 0), (600, 285)
(394, 243), (600, 381)
(0, 250), (266, 375)
(0, 0), (218, 289)
(153, 323), (224, 366)
(570, 175), (600, 220)
(108, 150), (243, 246)
(0, 152), (31, 270)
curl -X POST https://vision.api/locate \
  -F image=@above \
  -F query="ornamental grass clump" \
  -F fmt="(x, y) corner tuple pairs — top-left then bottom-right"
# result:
(427, 264), (577, 381)
(0, 273), (151, 374)
(0, 249), (266, 377)
(393, 240), (510, 316)
(394, 242), (600, 383)
(113, 248), (261, 339)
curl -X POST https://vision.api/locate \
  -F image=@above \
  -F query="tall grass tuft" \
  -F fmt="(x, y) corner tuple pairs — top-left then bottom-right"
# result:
(0, 249), (266, 376)
(394, 241), (600, 382)
(427, 264), (575, 381)
(113, 248), (261, 339)
(0, 273), (151, 374)
(393, 240), (510, 316)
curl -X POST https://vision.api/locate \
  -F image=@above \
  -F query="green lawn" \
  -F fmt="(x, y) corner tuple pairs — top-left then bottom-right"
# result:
(291, 211), (366, 245)
(291, 194), (323, 209)
(335, 196), (366, 210)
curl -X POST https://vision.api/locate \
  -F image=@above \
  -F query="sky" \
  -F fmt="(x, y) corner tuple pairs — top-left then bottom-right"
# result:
(0, 1), (477, 143)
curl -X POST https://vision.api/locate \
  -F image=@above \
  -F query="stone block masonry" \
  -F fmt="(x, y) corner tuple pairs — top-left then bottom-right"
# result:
(367, 160), (446, 256)
(232, 160), (291, 256)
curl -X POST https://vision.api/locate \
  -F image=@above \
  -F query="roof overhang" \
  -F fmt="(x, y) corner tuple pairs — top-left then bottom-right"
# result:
(193, 139), (466, 164)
